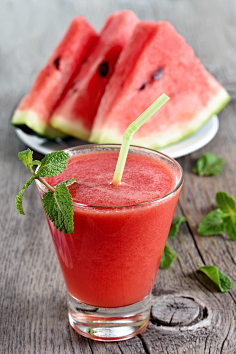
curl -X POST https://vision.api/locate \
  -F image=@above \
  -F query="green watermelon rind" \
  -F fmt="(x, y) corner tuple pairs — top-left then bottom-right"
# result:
(50, 114), (90, 141)
(89, 126), (103, 143)
(96, 88), (230, 149)
(11, 110), (66, 139)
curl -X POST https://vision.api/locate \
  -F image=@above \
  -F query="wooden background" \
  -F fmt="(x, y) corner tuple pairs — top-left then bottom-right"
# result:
(1, 0), (236, 353)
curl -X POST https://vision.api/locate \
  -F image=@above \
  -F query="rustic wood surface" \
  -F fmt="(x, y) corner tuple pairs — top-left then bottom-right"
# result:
(1, 0), (236, 353)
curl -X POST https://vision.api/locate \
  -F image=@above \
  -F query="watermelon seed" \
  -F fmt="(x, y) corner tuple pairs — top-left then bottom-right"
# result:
(139, 83), (146, 90)
(54, 57), (61, 70)
(153, 68), (163, 81)
(99, 62), (109, 77)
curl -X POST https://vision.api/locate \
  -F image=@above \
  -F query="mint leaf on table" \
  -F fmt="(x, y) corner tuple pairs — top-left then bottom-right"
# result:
(198, 265), (231, 292)
(15, 176), (35, 215)
(16, 148), (76, 233)
(36, 151), (70, 177)
(198, 192), (236, 239)
(216, 191), (236, 214)
(168, 216), (187, 238)
(216, 192), (236, 240)
(192, 152), (226, 176)
(198, 209), (225, 236)
(42, 182), (74, 234)
(159, 241), (177, 269)
(223, 216), (236, 241)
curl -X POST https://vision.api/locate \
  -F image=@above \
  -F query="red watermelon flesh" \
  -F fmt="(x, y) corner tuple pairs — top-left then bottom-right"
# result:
(90, 21), (230, 148)
(50, 10), (140, 140)
(11, 17), (98, 139)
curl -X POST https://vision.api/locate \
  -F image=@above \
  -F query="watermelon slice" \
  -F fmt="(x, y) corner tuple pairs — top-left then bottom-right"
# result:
(11, 17), (98, 139)
(50, 10), (140, 140)
(89, 21), (230, 148)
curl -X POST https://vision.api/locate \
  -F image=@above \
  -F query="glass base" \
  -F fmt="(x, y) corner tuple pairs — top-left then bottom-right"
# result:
(68, 293), (151, 341)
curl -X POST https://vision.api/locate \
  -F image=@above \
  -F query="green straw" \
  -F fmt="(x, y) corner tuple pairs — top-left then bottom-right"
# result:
(112, 93), (170, 185)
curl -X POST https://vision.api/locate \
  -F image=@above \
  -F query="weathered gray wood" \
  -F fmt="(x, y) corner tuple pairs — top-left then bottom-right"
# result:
(151, 297), (200, 326)
(1, 0), (236, 353)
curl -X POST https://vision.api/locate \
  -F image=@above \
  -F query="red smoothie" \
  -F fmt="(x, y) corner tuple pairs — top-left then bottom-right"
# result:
(38, 145), (182, 308)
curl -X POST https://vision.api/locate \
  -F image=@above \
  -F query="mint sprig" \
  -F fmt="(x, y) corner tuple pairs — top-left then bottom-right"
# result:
(15, 149), (76, 234)
(160, 216), (187, 269)
(198, 264), (231, 293)
(198, 192), (236, 240)
(192, 152), (226, 176)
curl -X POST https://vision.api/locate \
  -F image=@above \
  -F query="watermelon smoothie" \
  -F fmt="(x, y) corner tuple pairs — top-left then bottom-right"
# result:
(36, 145), (183, 340)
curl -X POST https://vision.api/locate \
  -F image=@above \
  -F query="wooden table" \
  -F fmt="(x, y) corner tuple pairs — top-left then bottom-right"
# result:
(1, 0), (236, 352)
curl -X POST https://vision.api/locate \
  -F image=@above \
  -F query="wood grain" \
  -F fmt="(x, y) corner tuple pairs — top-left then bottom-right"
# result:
(1, 0), (236, 353)
(151, 297), (201, 326)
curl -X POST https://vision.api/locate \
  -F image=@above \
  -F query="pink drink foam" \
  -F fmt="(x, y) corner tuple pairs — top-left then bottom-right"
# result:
(45, 151), (178, 206)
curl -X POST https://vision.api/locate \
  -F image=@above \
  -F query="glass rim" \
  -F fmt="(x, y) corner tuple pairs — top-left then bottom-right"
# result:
(36, 144), (184, 209)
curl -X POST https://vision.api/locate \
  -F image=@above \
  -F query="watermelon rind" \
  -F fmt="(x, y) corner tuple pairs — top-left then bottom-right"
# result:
(50, 114), (89, 141)
(96, 88), (230, 149)
(89, 125), (103, 143)
(11, 110), (66, 139)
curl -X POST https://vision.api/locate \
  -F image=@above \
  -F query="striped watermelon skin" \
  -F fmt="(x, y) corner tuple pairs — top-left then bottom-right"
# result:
(89, 21), (230, 148)
(11, 17), (98, 139)
(50, 10), (140, 141)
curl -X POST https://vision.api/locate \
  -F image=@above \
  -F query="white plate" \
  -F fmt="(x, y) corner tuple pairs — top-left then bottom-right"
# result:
(15, 115), (219, 159)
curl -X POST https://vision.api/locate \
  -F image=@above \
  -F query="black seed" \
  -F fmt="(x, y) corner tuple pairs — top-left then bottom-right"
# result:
(54, 57), (61, 70)
(99, 62), (109, 77)
(153, 68), (163, 81)
(139, 83), (146, 90)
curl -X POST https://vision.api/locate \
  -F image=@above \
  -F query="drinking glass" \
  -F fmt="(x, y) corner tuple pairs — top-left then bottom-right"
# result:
(36, 144), (183, 341)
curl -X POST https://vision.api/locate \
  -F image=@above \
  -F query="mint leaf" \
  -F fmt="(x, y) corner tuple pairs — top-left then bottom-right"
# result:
(15, 176), (35, 214)
(18, 149), (33, 168)
(218, 271), (232, 292)
(42, 182), (73, 234)
(192, 152), (226, 176)
(198, 265), (231, 292)
(216, 191), (236, 214)
(223, 216), (236, 240)
(216, 192), (236, 240)
(168, 216), (187, 238)
(159, 241), (177, 269)
(192, 156), (204, 175)
(198, 209), (225, 236)
(198, 192), (236, 239)
(36, 151), (70, 177)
